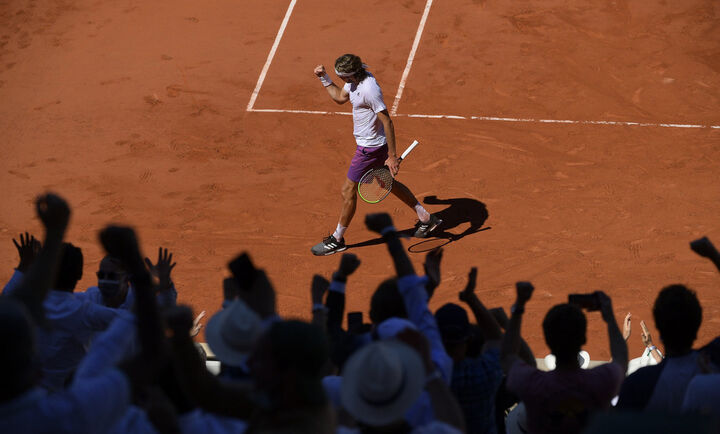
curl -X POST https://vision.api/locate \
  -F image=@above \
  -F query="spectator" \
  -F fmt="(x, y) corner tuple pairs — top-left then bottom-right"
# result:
(616, 284), (703, 411)
(339, 330), (465, 433)
(435, 266), (504, 434)
(623, 312), (663, 375)
(3, 240), (120, 391)
(682, 337), (720, 418)
(0, 194), (146, 434)
(501, 284), (627, 434)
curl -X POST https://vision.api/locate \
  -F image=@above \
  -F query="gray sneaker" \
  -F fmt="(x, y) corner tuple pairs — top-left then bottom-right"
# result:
(311, 235), (347, 256)
(414, 215), (442, 238)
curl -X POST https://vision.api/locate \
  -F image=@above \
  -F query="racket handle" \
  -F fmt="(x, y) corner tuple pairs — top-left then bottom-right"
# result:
(399, 140), (419, 161)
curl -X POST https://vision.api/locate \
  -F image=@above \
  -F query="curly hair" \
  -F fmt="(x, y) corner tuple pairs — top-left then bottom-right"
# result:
(334, 53), (368, 82)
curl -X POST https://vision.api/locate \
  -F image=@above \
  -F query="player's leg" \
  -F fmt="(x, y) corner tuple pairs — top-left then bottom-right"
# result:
(391, 180), (442, 238)
(311, 178), (356, 256)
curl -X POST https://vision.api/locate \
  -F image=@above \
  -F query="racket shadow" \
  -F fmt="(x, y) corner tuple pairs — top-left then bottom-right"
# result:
(346, 195), (490, 253)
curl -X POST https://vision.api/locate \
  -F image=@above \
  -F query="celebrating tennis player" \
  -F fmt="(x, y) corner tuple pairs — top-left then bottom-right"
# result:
(311, 54), (441, 256)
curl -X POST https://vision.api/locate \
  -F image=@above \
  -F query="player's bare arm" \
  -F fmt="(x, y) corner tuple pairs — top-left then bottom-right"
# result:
(314, 65), (349, 104)
(377, 109), (399, 176)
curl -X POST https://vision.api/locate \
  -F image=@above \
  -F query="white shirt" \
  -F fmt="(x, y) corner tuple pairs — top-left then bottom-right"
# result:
(343, 72), (387, 148)
(2, 270), (120, 391)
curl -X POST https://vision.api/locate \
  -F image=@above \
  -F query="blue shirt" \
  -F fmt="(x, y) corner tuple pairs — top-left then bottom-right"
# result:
(2, 270), (120, 391)
(450, 348), (504, 434)
(0, 369), (131, 434)
(396, 274), (453, 383)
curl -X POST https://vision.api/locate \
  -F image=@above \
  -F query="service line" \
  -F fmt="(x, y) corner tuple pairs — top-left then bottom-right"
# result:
(247, 108), (719, 129)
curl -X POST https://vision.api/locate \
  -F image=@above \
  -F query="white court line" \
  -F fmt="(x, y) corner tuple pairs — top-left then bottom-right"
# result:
(246, 0), (297, 111)
(249, 108), (352, 116)
(391, 0), (434, 116)
(248, 108), (720, 129)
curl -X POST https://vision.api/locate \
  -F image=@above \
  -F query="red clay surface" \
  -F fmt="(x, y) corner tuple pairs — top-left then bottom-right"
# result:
(1, 0), (719, 360)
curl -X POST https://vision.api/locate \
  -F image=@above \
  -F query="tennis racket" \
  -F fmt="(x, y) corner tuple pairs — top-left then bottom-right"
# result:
(357, 140), (419, 204)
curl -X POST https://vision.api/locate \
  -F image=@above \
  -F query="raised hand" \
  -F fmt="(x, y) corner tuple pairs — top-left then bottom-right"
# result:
(365, 213), (394, 234)
(190, 311), (206, 337)
(99, 226), (144, 271)
(640, 320), (654, 347)
(458, 267), (478, 304)
(515, 281), (534, 305)
(314, 65), (326, 76)
(237, 269), (276, 319)
(423, 248), (443, 294)
(311, 274), (330, 305)
(145, 247), (177, 292)
(596, 291), (615, 323)
(12, 232), (41, 272)
(690, 237), (719, 259)
(36, 193), (71, 233)
(338, 253), (361, 277)
(623, 312), (632, 341)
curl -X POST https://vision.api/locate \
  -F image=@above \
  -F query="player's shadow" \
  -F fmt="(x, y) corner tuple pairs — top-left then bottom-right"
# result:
(346, 195), (490, 252)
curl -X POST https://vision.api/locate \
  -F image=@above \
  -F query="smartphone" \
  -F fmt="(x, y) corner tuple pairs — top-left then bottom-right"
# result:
(228, 253), (257, 291)
(568, 293), (600, 311)
(347, 312), (364, 334)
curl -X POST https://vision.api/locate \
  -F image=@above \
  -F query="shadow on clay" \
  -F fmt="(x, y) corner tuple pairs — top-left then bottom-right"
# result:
(347, 195), (491, 253)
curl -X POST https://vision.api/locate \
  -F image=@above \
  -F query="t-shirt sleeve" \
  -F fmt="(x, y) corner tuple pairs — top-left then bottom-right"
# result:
(366, 82), (387, 113)
(589, 362), (625, 401)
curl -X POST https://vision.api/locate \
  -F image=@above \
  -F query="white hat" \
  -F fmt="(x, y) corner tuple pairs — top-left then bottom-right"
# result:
(205, 299), (262, 367)
(375, 317), (418, 340)
(543, 350), (591, 370)
(341, 340), (426, 426)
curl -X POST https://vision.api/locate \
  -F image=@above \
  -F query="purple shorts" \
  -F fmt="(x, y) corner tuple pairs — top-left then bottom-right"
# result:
(347, 144), (388, 182)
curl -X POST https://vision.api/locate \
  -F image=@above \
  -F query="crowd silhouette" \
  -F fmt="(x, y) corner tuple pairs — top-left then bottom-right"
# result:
(1, 192), (719, 433)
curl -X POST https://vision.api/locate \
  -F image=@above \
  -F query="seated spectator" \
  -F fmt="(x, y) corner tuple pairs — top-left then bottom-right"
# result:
(501, 284), (627, 434)
(623, 312), (663, 375)
(616, 284), (703, 412)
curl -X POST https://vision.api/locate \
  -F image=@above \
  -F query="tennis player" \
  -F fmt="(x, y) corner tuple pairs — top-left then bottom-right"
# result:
(311, 54), (441, 256)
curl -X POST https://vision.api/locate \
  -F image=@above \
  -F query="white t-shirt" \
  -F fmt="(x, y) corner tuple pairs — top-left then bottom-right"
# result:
(343, 72), (387, 148)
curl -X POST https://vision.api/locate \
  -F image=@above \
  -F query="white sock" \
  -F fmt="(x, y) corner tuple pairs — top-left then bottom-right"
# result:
(414, 203), (430, 223)
(333, 223), (347, 241)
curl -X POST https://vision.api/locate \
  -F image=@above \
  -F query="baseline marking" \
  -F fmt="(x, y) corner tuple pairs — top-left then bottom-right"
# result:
(248, 108), (719, 129)
(390, 0), (434, 116)
(246, 0), (297, 111)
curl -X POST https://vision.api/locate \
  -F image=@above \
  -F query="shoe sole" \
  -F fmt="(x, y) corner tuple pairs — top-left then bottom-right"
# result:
(312, 245), (348, 256)
(415, 218), (442, 238)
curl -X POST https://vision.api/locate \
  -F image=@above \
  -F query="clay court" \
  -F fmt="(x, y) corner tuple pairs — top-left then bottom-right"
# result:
(1, 0), (719, 359)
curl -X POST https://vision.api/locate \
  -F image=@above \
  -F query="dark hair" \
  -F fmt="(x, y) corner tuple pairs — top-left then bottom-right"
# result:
(54, 243), (83, 291)
(653, 284), (702, 352)
(435, 303), (470, 344)
(543, 304), (587, 359)
(369, 278), (407, 325)
(334, 53), (368, 82)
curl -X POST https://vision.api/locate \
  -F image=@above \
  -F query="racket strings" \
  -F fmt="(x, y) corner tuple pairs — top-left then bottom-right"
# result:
(358, 167), (394, 203)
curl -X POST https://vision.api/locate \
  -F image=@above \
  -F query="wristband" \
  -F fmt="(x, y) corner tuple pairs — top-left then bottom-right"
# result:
(332, 271), (347, 283)
(312, 303), (328, 312)
(511, 303), (525, 315)
(319, 73), (333, 87)
(647, 345), (657, 352)
(380, 225), (397, 236)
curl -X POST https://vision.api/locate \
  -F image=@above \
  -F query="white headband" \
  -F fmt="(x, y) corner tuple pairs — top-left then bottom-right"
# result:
(335, 63), (368, 78)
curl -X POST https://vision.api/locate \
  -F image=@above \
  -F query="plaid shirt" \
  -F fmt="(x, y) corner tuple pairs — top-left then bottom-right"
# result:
(451, 347), (504, 434)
